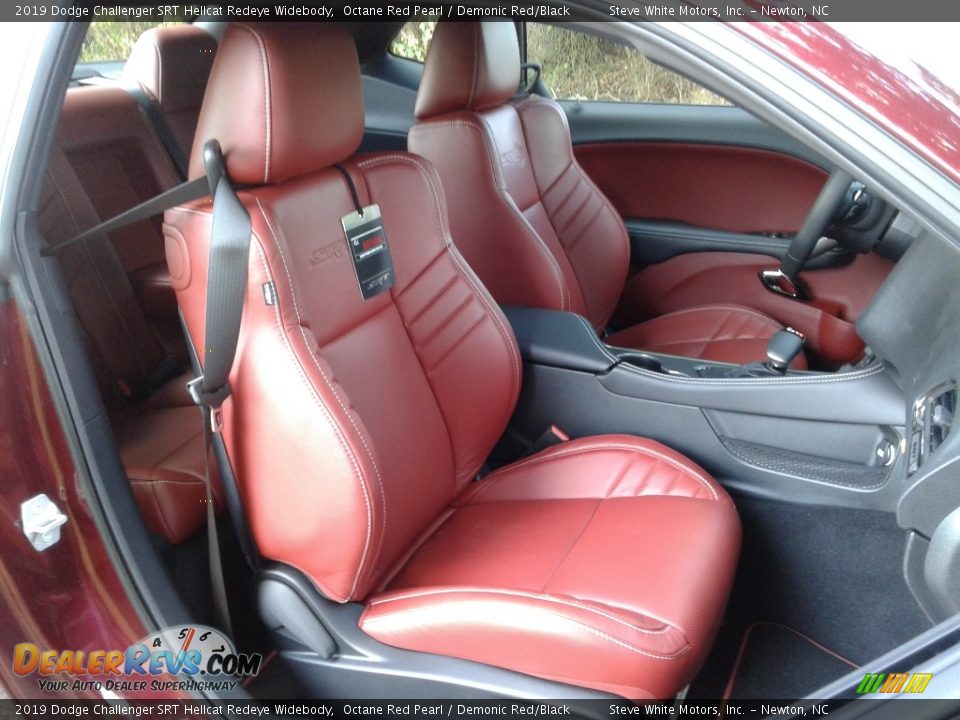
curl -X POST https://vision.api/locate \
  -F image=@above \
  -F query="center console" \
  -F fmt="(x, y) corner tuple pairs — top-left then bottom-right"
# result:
(502, 305), (908, 510)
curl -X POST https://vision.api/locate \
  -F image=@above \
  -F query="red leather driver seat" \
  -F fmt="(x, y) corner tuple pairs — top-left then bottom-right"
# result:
(167, 23), (740, 699)
(409, 22), (805, 368)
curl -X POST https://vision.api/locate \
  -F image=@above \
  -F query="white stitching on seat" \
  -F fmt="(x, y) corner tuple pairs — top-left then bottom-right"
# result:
(410, 120), (570, 311)
(481, 440), (719, 501)
(151, 38), (163, 104)
(641, 303), (786, 327)
(369, 587), (674, 636)
(255, 198), (386, 595)
(356, 153), (522, 403)
(517, 96), (631, 323)
(467, 23), (479, 109)
(167, 204), (378, 599)
(234, 24), (272, 184)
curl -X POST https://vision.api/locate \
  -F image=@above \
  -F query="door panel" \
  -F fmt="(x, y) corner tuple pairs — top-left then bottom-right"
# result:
(575, 141), (827, 235)
(563, 102), (827, 166)
(564, 101), (894, 366)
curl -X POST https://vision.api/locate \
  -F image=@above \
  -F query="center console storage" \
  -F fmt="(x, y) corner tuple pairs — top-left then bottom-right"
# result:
(502, 306), (908, 510)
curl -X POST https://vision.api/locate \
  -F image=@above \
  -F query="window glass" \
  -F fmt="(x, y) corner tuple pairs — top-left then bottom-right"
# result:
(527, 23), (729, 105)
(389, 21), (438, 63)
(79, 21), (181, 63)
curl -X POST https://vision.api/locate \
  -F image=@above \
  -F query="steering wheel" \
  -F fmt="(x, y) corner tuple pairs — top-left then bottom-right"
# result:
(759, 169), (853, 300)
(781, 169), (854, 280)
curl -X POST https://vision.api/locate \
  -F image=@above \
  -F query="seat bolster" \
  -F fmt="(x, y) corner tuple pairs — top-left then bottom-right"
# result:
(456, 435), (731, 507)
(360, 587), (692, 699)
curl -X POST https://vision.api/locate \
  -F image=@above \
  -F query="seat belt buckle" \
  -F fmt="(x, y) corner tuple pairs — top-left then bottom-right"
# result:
(527, 424), (570, 456)
(187, 376), (231, 434)
(209, 407), (224, 434)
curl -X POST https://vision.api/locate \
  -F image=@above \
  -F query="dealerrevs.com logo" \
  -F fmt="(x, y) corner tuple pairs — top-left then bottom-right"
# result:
(13, 625), (262, 694)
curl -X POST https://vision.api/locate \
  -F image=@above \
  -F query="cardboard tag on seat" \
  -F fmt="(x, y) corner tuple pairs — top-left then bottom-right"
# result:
(341, 204), (395, 300)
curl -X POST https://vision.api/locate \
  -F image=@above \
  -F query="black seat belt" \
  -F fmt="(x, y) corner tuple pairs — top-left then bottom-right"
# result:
(43, 140), (254, 638)
(184, 140), (252, 638)
(75, 74), (190, 179)
(41, 175), (208, 256)
(126, 85), (190, 179)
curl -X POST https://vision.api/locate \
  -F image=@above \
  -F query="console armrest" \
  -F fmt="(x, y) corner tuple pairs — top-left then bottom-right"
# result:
(502, 306), (616, 373)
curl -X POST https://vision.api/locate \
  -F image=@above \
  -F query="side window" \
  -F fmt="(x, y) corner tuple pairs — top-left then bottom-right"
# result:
(526, 23), (729, 106)
(389, 21), (438, 63)
(79, 21), (181, 64)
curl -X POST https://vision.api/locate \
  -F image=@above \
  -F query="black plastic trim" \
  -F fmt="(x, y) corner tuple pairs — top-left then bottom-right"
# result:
(502, 306), (615, 374)
(563, 102), (829, 169)
(359, 73), (417, 153)
(257, 565), (617, 705)
(626, 218), (856, 270)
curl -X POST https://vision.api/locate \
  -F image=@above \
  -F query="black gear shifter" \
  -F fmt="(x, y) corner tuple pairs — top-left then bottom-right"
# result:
(723, 327), (805, 378)
(765, 327), (806, 373)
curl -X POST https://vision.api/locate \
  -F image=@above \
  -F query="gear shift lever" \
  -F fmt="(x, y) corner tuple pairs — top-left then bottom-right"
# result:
(765, 327), (805, 373)
(723, 327), (805, 378)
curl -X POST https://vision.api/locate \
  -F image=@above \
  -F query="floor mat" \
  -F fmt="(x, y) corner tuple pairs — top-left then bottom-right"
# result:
(688, 498), (932, 699)
(723, 622), (858, 700)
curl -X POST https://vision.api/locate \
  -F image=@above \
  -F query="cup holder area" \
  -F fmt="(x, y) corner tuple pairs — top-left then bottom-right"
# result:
(617, 353), (667, 374)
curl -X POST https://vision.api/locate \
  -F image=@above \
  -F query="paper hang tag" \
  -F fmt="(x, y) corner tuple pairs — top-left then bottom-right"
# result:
(341, 204), (395, 300)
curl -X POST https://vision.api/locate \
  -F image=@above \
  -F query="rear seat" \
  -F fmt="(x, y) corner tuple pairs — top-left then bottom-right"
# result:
(122, 25), (218, 164)
(38, 25), (219, 544)
(56, 85), (188, 364)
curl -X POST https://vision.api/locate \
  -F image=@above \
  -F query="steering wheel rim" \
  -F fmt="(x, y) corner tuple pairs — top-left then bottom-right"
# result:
(780, 168), (854, 281)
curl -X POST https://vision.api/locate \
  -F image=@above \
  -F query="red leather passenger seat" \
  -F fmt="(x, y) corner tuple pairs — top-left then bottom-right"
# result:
(167, 23), (740, 698)
(409, 22), (804, 368)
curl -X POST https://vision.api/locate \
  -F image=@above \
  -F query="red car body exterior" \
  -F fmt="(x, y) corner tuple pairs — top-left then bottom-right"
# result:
(0, 20), (958, 700)
(0, 302), (146, 699)
(739, 22), (960, 185)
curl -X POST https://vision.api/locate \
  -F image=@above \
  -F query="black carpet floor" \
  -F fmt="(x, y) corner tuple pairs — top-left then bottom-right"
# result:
(689, 497), (932, 699)
(723, 622), (857, 699)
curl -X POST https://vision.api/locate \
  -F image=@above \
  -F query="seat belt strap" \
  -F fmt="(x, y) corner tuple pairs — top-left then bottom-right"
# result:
(186, 140), (252, 637)
(126, 84), (190, 179)
(185, 151), (251, 412)
(43, 135), (253, 636)
(41, 175), (209, 256)
(201, 419), (232, 637)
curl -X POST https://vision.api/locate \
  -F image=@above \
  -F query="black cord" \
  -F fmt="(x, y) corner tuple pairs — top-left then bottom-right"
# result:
(334, 164), (364, 217)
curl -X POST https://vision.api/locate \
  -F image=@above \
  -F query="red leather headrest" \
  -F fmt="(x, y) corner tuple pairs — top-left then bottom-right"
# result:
(123, 25), (217, 114)
(189, 23), (364, 185)
(415, 22), (521, 120)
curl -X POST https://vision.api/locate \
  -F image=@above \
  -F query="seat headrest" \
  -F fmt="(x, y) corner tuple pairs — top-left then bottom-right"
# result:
(415, 22), (521, 120)
(123, 25), (217, 114)
(189, 23), (364, 185)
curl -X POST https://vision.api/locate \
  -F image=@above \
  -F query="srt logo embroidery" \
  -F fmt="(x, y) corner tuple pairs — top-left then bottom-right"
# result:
(309, 241), (347, 267)
(500, 143), (526, 169)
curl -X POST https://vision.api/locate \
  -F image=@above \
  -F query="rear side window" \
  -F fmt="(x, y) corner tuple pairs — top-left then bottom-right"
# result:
(389, 21), (437, 62)
(80, 21), (181, 63)
(526, 23), (729, 106)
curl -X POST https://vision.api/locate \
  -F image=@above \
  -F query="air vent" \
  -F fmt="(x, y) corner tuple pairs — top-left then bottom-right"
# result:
(929, 386), (955, 453)
(909, 381), (957, 475)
